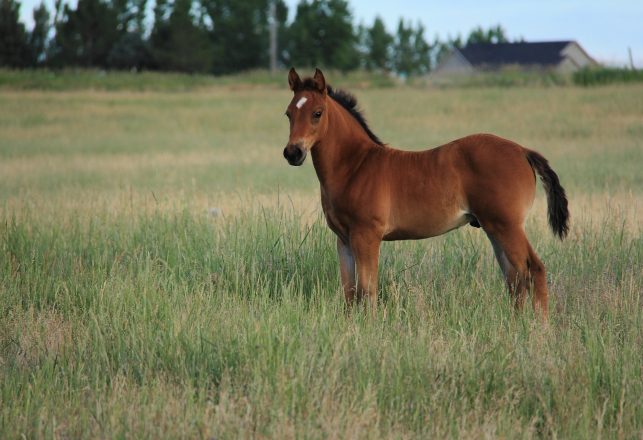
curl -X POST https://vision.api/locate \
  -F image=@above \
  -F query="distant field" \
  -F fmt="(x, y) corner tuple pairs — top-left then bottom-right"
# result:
(0, 79), (641, 438)
(0, 68), (396, 91)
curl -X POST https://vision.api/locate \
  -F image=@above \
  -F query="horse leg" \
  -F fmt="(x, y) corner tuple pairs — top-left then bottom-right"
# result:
(486, 233), (523, 308)
(337, 237), (356, 308)
(526, 244), (548, 319)
(350, 230), (381, 315)
(485, 226), (548, 319)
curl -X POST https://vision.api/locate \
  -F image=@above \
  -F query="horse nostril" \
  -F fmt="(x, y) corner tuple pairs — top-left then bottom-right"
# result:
(284, 144), (306, 165)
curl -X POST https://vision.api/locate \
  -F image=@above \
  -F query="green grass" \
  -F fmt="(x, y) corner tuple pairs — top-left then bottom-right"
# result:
(573, 67), (643, 86)
(0, 68), (396, 92)
(0, 79), (642, 438)
(425, 68), (571, 88)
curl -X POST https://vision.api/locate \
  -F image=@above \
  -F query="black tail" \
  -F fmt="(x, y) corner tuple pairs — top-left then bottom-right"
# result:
(526, 151), (570, 240)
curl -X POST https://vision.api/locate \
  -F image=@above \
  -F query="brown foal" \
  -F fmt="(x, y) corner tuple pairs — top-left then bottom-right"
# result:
(283, 68), (569, 318)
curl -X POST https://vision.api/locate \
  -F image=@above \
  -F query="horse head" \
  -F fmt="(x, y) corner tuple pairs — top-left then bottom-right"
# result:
(283, 68), (329, 166)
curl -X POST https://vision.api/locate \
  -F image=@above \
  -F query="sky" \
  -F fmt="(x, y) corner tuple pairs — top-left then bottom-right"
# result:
(18, 0), (643, 67)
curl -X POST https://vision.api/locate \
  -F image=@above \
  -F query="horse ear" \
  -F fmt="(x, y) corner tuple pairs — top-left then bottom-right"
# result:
(313, 68), (326, 94)
(288, 67), (302, 92)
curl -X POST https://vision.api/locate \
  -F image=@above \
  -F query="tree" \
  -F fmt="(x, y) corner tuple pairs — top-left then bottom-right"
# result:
(392, 19), (414, 76)
(365, 16), (392, 71)
(51, 0), (120, 67)
(201, 0), (288, 74)
(467, 24), (508, 45)
(434, 34), (463, 65)
(286, 0), (359, 71)
(108, 31), (150, 69)
(107, 0), (150, 69)
(411, 22), (431, 74)
(0, 0), (32, 67)
(392, 19), (433, 76)
(150, 0), (213, 72)
(111, 0), (147, 33)
(28, 2), (51, 66)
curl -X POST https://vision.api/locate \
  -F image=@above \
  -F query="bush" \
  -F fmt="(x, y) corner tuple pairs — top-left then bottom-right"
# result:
(573, 67), (643, 86)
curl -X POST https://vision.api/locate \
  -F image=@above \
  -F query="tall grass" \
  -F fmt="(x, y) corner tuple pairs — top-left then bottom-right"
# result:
(1, 202), (640, 438)
(573, 67), (643, 86)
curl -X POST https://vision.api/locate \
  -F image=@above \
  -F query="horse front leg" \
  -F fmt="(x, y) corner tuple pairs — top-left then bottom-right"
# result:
(350, 229), (382, 315)
(337, 237), (356, 308)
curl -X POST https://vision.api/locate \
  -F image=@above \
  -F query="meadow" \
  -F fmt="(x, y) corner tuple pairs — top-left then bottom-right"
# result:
(0, 75), (641, 438)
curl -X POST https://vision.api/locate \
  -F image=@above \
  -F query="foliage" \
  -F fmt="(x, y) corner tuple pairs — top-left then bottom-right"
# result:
(50, 0), (120, 68)
(107, 31), (151, 70)
(364, 16), (392, 71)
(28, 2), (50, 66)
(426, 68), (570, 88)
(467, 24), (508, 45)
(149, 0), (212, 72)
(286, 0), (359, 72)
(0, 0), (32, 67)
(393, 19), (431, 76)
(573, 67), (643, 86)
(201, 0), (288, 75)
(1, 0), (555, 77)
(433, 34), (463, 65)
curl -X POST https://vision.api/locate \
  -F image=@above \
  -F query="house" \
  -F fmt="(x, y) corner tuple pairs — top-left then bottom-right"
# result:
(434, 41), (599, 75)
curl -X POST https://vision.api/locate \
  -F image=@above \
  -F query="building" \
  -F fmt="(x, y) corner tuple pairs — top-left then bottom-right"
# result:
(434, 41), (599, 75)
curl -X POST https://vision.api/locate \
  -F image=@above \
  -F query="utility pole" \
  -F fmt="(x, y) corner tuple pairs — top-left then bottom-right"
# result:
(628, 47), (635, 70)
(269, 1), (278, 73)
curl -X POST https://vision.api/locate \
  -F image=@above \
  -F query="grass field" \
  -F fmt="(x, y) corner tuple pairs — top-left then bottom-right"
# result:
(1, 77), (642, 438)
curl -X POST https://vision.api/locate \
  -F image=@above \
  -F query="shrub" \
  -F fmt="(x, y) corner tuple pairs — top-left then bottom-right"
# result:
(573, 67), (643, 86)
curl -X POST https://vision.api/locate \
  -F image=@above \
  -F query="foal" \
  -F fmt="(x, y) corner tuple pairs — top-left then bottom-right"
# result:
(283, 68), (569, 318)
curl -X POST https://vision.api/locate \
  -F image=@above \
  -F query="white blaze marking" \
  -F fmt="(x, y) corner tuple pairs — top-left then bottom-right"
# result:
(296, 97), (308, 109)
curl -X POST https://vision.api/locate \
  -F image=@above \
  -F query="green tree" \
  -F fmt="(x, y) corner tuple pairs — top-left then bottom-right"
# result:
(434, 33), (463, 65)
(150, 0), (212, 72)
(0, 0), (32, 67)
(201, 0), (288, 74)
(467, 24), (508, 45)
(108, 0), (150, 69)
(392, 19), (432, 76)
(365, 16), (392, 71)
(51, 0), (120, 67)
(287, 0), (359, 71)
(111, 0), (147, 33)
(28, 2), (51, 66)
(411, 22), (431, 74)
(108, 31), (150, 69)
(393, 19), (414, 76)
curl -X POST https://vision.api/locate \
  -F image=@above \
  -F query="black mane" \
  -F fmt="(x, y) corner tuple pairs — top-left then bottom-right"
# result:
(300, 79), (384, 146)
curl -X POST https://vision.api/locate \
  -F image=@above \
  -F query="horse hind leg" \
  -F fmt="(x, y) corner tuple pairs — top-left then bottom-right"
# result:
(485, 227), (548, 318)
(486, 232), (526, 310)
(526, 243), (548, 318)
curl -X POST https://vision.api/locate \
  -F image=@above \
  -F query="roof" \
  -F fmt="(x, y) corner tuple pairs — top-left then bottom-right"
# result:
(458, 41), (573, 67)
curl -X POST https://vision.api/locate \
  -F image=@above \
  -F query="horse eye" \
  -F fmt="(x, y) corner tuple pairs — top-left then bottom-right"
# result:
(285, 112), (291, 119)
(313, 110), (322, 119)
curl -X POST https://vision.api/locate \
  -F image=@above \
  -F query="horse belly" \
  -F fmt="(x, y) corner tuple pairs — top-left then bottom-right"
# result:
(383, 208), (470, 241)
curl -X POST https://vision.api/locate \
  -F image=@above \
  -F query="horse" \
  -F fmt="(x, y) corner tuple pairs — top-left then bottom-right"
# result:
(282, 68), (569, 319)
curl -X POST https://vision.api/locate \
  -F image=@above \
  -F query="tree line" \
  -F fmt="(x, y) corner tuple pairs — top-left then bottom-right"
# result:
(0, 0), (511, 75)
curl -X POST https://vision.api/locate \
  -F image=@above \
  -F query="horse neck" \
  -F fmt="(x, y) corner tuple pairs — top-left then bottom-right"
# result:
(310, 98), (376, 192)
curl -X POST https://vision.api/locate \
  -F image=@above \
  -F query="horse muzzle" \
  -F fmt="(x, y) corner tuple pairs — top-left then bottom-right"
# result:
(283, 143), (307, 166)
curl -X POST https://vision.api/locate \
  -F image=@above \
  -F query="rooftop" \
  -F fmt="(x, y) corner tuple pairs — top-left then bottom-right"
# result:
(458, 41), (574, 67)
